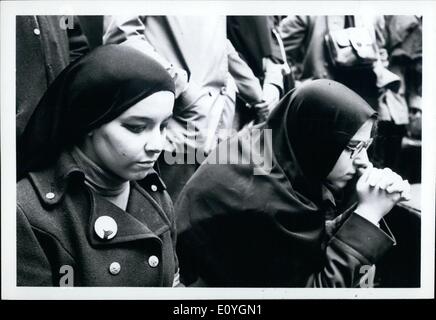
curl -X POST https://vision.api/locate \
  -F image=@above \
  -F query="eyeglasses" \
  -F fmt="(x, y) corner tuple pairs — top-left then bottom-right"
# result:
(346, 138), (373, 159)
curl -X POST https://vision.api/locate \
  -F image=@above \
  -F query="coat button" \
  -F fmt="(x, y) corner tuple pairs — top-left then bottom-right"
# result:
(45, 192), (55, 200)
(150, 184), (158, 192)
(109, 262), (121, 275)
(94, 216), (118, 240)
(33, 28), (40, 35)
(148, 255), (159, 268)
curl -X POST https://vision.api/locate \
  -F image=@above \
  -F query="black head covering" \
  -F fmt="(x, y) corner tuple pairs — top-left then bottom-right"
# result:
(176, 79), (377, 287)
(267, 79), (376, 201)
(17, 44), (175, 179)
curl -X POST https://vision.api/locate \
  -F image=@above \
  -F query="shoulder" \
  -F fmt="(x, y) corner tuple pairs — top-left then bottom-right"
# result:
(17, 176), (44, 214)
(16, 168), (82, 240)
(17, 176), (51, 232)
(175, 161), (251, 226)
(16, 176), (75, 258)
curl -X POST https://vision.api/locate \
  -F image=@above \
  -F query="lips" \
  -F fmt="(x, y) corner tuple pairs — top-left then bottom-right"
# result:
(136, 160), (156, 167)
(344, 173), (355, 180)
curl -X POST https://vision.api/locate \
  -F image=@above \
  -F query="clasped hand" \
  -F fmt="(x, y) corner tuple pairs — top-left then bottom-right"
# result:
(252, 83), (281, 123)
(354, 160), (411, 226)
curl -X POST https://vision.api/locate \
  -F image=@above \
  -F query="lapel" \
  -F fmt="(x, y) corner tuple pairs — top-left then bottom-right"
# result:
(87, 182), (170, 247)
(29, 150), (171, 248)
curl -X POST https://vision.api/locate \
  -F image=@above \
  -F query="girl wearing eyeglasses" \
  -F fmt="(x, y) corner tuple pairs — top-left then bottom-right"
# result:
(176, 79), (410, 287)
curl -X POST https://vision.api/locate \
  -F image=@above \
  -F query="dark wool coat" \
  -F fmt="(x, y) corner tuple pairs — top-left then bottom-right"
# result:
(17, 45), (177, 287)
(17, 151), (178, 287)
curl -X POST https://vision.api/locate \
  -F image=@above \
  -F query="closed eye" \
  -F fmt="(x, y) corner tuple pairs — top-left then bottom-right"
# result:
(160, 116), (172, 131)
(347, 140), (362, 149)
(122, 123), (148, 134)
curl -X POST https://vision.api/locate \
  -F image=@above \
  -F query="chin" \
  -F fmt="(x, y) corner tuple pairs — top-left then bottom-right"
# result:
(330, 180), (347, 191)
(130, 169), (151, 181)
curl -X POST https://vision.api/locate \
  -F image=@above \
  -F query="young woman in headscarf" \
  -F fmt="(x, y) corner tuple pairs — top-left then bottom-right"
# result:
(17, 45), (180, 287)
(176, 79), (411, 287)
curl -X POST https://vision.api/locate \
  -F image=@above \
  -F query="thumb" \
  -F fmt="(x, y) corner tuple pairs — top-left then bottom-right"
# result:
(355, 160), (373, 177)
(357, 165), (372, 185)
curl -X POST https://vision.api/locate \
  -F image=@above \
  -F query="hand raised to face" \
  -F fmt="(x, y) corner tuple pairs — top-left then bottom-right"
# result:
(355, 166), (411, 226)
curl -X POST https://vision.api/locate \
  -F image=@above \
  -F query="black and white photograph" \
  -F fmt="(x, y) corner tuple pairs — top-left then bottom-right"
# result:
(1, 0), (434, 303)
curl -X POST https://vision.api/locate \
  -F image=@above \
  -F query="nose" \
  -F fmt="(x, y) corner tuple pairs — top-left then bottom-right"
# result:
(355, 148), (369, 162)
(353, 149), (371, 173)
(144, 127), (164, 154)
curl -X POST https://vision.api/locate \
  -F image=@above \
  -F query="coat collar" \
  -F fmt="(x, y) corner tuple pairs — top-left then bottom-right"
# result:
(28, 151), (84, 206)
(28, 151), (170, 246)
(86, 185), (170, 247)
(29, 150), (166, 204)
(321, 184), (337, 207)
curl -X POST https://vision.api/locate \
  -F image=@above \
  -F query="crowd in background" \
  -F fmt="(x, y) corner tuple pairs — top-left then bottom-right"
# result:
(15, 15), (422, 287)
(17, 15), (422, 193)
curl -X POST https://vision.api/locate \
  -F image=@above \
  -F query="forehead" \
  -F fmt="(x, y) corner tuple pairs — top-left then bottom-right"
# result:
(350, 119), (373, 141)
(118, 91), (174, 119)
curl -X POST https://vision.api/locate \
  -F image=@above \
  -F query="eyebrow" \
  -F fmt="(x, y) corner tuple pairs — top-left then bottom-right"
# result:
(347, 139), (364, 146)
(122, 114), (173, 123)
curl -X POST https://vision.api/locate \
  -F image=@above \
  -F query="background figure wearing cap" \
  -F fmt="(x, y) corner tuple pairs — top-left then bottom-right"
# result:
(17, 45), (181, 287)
(103, 16), (276, 202)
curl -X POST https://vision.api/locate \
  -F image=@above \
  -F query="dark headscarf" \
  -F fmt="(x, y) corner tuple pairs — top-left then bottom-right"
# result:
(17, 45), (175, 179)
(176, 79), (376, 287)
(269, 79), (376, 201)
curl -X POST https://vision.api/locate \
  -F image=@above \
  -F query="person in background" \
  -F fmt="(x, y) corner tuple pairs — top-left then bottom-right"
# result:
(103, 16), (276, 202)
(278, 15), (400, 109)
(227, 16), (289, 128)
(17, 45), (180, 287)
(176, 80), (410, 287)
(16, 15), (89, 141)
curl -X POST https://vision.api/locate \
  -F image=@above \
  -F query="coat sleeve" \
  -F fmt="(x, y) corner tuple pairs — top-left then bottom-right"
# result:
(67, 16), (90, 62)
(226, 39), (263, 104)
(263, 57), (285, 93)
(306, 212), (395, 287)
(263, 17), (285, 92)
(278, 15), (310, 65)
(103, 15), (173, 69)
(17, 204), (53, 286)
(103, 15), (200, 105)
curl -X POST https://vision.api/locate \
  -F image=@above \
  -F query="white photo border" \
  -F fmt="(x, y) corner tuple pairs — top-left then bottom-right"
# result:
(1, 0), (435, 300)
